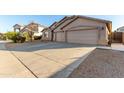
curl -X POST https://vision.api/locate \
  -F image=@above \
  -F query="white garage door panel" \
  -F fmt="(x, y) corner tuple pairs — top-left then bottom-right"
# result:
(67, 30), (98, 44)
(56, 32), (65, 42)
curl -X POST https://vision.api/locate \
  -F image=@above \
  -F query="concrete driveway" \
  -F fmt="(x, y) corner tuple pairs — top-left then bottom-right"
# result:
(1, 41), (95, 78)
(0, 41), (35, 77)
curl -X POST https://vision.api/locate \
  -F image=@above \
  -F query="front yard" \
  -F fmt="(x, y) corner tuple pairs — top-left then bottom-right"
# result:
(69, 48), (124, 78)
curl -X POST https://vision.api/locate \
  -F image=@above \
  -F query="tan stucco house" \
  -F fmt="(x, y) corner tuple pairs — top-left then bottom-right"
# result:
(45, 15), (112, 45)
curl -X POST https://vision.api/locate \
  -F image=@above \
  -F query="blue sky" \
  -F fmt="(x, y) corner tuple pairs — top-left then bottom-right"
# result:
(0, 15), (124, 33)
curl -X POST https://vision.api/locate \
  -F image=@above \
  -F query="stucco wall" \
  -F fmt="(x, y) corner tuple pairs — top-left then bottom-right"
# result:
(48, 30), (52, 40)
(63, 18), (106, 30)
(62, 18), (108, 45)
(42, 29), (52, 41)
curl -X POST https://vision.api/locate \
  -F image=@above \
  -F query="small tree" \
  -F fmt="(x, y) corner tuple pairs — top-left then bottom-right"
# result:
(23, 32), (30, 41)
(28, 31), (34, 42)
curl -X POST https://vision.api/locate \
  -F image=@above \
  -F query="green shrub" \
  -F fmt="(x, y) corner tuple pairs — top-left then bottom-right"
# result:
(16, 35), (26, 43)
(1, 34), (7, 40)
(5, 31), (19, 43)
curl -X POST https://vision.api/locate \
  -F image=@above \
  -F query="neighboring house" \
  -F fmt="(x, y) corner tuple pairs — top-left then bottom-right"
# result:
(13, 24), (24, 32)
(116, 26), (124, 32)
(48, 15), (112, 45)
(42, 22), (58, 41)
(42, 28), (49, 40)
(13, 22), (46, 38)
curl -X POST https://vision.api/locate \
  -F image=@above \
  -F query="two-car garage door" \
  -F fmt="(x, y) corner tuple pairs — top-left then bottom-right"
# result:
(67, 30), (98, 44)
(55, 30), (98, 45)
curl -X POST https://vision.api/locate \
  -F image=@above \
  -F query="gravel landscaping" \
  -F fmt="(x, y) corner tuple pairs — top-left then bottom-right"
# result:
(69, 48), (124, 78)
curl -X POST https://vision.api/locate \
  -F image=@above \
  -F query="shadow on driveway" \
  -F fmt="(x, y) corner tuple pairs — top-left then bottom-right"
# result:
(6, 42), (97, 52)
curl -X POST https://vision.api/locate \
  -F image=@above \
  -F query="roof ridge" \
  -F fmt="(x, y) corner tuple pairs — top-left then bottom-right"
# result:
(77, 15), (112, 23)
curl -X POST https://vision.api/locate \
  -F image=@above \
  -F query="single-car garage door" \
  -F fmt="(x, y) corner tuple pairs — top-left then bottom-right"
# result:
(67, 30), (98, 44)
(55, 32), (65, 42)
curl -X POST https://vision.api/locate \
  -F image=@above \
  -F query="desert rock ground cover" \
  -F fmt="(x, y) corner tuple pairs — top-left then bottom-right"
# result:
(69, 48), (124, 78)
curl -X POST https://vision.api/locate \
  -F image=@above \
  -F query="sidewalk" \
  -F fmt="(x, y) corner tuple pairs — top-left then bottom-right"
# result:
(97, 43), (124, 52)
(111, 43), (124, 51)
